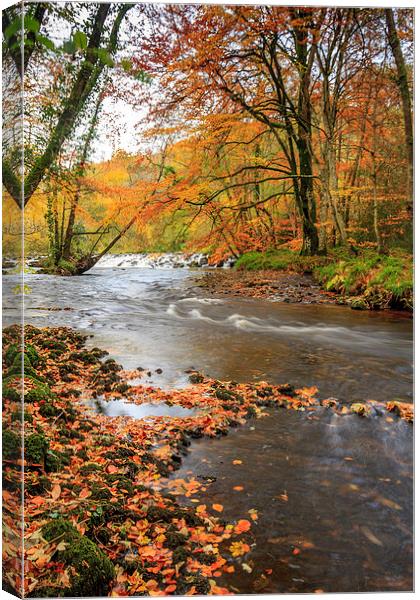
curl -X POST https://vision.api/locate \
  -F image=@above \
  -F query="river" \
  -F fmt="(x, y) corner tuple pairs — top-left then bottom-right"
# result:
(3, 262), (413, 592)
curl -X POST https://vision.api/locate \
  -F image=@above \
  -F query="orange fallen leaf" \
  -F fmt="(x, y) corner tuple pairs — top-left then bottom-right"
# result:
(292, 548), (301, 555)
(79, 488), (91, 499)
(235, 519), (251, 534)
(232, 460), (242, 465)
(233, 486), (244, 491)
(212, 503), (224, 512)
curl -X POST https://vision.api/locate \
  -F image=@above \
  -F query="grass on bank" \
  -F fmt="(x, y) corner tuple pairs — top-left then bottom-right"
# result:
(235, 248), (413, 310)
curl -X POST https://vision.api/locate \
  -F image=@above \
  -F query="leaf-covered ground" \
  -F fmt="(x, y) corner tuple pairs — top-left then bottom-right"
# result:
(2, 325), (413, 597)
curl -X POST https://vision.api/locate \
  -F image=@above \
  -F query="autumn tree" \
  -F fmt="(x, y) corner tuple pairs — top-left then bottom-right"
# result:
(2, 2), (135, 207)
(138, 5), (325, 254)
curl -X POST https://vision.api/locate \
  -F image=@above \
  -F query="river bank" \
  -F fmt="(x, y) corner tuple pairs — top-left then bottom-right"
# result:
(196, 270), (339, 305)
(230, 249), (413, 312)
(2, 324), (413, 596)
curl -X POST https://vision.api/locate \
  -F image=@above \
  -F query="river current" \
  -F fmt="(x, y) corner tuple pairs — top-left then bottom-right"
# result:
(2, 261), (413, 592)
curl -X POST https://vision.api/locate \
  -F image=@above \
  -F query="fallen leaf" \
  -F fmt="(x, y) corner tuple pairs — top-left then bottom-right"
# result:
(360, 526), (383, 546)
(51, 484), (61, 501)
(212, 503), (224, 513)
(235, 519), (251, 534)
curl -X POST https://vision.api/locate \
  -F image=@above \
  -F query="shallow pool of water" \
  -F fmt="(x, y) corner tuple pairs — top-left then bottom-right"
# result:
(87, 398), (198, 419)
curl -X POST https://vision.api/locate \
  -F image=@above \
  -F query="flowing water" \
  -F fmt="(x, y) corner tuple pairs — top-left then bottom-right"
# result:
(3, 262), (413, 592)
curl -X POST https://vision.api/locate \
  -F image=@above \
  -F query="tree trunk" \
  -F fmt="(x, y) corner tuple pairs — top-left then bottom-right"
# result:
(62, 91), (103, 260)
(293, 11), (319, 255)
(385, 8), (413, 213)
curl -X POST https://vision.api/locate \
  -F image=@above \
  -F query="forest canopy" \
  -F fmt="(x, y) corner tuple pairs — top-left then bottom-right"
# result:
(2, 3), (413, 271)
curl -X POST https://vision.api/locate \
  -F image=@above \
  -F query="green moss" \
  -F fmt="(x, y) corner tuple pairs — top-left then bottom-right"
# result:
(42, 519), (115, 597)
(2, 429), (21, 460)
(235, 249), (327, 273)
(315, 251), (413, 310)
(188, 372), (204, 384)
(25, 382), (55, 404)
(25, 432), (49, 464)
(39, 402), (59, 417)
(3, 384), (21, 402)
(4, 343), (19, 366)
(91, 483), (112, 500)
(11, 409), (33, 423)
(39, 339), (67, 352)
(68, 351), (99, 365)
(80, 462), (103, 475)
(7, 352), (39, 379)
(25, 344), (40, 367)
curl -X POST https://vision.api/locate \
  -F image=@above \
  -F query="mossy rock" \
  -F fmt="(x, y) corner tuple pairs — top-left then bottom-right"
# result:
(24, 382), (55, 404)
(91, 484), (112, 501)
(214, 388), (236, 401)
(114, 382), (130, 394)
(39, 402), (60, 417)
(99, 359), (122, 373)
(189, 372), (204, 384)
(350, 402), (372, 417)
(104, 473), (134, 494)
(68, 351), (99, 365)
(90, 347), (109, 358)
(39, 339), (67, 352)
(25, 432), (49, 464)
(80, 462), (103, 475)
(277, 383), (296, 396)
(7, 352), (40, 379)
(177, 574), (211, 595)
(350, 296), (369, 311)
(164, 531), (188, 549)
(3, 429), (21, 460)
(26, 474), (52, 496)
(11, 409), (33, 423)
(42, 519), (115, 597)
(3, 384), (21, 402)
(4, 343), (19, 366)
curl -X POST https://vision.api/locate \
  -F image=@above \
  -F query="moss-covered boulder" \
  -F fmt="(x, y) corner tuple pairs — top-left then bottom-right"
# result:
(3, 384), (21, 402)
(350, 402), (372, 417)
(25, 432), (49, 464)
(42, 519), (115, 597)
(25, 381), (56, 404)
(7, 352), (39, 379)
(2, 429), (21, 460)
